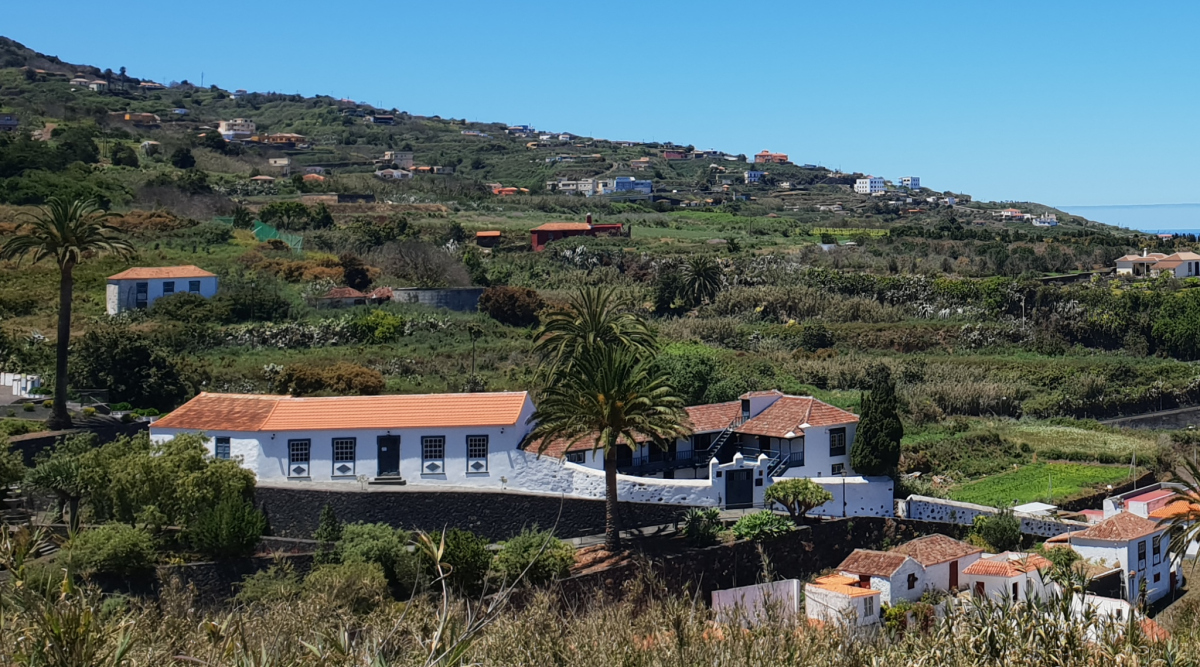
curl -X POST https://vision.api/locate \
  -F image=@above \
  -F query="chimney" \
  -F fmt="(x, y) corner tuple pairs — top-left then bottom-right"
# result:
(585, 213), (592, 226)
(1143, 248), (1148, 257)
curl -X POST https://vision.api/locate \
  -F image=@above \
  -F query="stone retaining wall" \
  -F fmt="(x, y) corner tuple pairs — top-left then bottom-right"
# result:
(898, 495), (1088, 538)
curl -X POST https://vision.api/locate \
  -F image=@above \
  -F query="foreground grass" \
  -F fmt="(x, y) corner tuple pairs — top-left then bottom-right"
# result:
(949, 462), (1139, 507)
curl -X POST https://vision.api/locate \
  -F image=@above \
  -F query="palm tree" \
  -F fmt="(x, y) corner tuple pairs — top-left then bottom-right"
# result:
(0, 198), (134, 430)
(679, 255), (723, 308)
(1157, 457), (1200, 570)
(527, 345), (690, 551)
(532, 285), (656, 375)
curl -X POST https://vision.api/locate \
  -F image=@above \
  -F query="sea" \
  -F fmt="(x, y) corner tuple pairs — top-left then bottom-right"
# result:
(1057, 203), (1200, 236)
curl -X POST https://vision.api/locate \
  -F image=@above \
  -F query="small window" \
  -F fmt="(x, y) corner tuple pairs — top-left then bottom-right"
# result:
(467, 435), (489, 473)
(863, 596), (874, 617)
(332, 438), (356, 476)
(907, 572), (918, 590)
(829, 428), (847, 457)
(214, 436), (230, 460)
(565, 451), (586, 464)
(162, 281), (175, 295)
(1154, 572), (1162, 583)
(1011, 582), (1019, 599)
(189, 280), (201, 293)
(1138, 540), (1147, 570)
(288, 439), (311, 477)
(422, 436), (445, 474)
(832, 463), (845, 475)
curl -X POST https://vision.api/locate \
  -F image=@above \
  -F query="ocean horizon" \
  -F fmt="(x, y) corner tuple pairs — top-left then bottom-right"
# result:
(1057, 203), (1200, 235)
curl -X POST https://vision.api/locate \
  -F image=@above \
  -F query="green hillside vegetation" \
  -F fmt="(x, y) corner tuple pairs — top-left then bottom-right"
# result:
(948, 462), (1139, 507)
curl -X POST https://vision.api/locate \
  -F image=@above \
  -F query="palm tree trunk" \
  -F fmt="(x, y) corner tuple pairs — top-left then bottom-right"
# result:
(604, 448), (622, 552)
(49, 262), (74, 430)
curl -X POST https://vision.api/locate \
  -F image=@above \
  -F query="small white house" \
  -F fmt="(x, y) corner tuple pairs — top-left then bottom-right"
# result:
(106, 266), (218, 315)
(805, 574), (880, 627)
(713, 579), (802, 625)
(836, 549), (926, 605)
(375, 168), (412, 180)
(744, 170), (765, 184)
(890, 534), (983, 592)
(899, 176), (920, 190)
(962, 552), (1055, 602)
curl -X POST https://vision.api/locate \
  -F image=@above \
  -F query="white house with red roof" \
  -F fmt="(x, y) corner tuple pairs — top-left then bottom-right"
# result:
(1115, 250), (1200, 278)
(962, 552), (1056, 602)
(106, 265), (218, 314)
(1050, 512), (1179, 605)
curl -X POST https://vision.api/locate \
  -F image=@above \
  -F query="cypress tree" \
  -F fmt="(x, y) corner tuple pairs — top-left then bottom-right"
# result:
(851, 364), (903, 476)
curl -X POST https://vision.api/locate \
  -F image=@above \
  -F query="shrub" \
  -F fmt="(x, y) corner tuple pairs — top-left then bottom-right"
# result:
(425, 528), (492, 595)
(492, 527), (574, 587)
(81, 407), (96, 417)
(236, 560), (302, 604)
(112, 402), (132, 411)
(338, 522), (422, 590)
(971, 509), (1021, 552)
(278, 361), (385, 396)
(186, 495), (267, 559)
(682, 507), (722, 545)
(304, 561), (390, 614)
(0, 440), (26, 489)
(65, 523), (157, 577)
(42, 400), (52, 409)
(0, 418), (43, 437)
(731, 511), (793, 541)
(22, 403), (33, 412)
(150, 291), (224, 324)
(797, 321), (834, 352)
(478, 286), (545, 327)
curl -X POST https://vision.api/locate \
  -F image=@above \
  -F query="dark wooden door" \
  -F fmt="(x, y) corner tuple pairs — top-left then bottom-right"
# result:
(725, 469), (754, 509)
(949, 561), (959, 589)
(377, 435), (401, 477)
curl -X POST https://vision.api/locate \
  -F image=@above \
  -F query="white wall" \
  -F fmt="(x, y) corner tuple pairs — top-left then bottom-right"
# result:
(1071, 531), (1174, 605)
(107, 276), (218, 315)
(713, 579), (801, 625)
(0, 372), (41, 398)
(900, 495), (1088, 538)
(804, 584), (879, 627)
(968, 571), (1055, 603)
(775, 423), (858, 478)
(803, 476), (894, 518)
(922, 553), (983, 593)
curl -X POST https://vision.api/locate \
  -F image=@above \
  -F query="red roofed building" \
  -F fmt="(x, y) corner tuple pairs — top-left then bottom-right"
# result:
(1062, 512), (1179, 605)
(529, 214), (624, 250)
(106, 265), (218, 314)
(754, 150), (790, 165)
(963, 552), (1055, 602)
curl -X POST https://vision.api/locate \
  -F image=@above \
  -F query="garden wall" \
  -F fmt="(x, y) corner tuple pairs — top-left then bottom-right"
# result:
(256, 486), (692, 541)
(391, 287), (484, 312)
(897, 495), (1088, 538)
(8, 421), (148, 465)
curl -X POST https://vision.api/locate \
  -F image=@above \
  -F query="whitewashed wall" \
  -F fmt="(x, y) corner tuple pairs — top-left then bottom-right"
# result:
(804, 476), (894, 518)
(712, 579), (801, 625)
(898, 495), (1088, 537)
(0, 372), (41, 398)
(967, 570), (1056, 603)
(107, 275), (218, 315)
(922, 554), (983, 593)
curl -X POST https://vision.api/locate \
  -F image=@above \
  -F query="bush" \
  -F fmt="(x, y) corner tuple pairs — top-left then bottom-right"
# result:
(150, 291), (225, 324)
(42, 400), (52, 409)
(797, 321), (834, 352)
(425, 528), (492, 595)
(338, 522), (422, 590)
(764, 478), (834, 523)
(492, 527), (573, 587)
(22, 403), (33, 412)
(731, 511), (793, 541)
(682, 507), (722, 545)
(65, 523), (157, 577)
(971, 509), (1021, 552)
(112, 402), (132, 411)
(478, 286), (544, 327)
(236, 560), (302, 604)
(186, 495), (267, 559)
(304, 561), (390, 614)
(278, 361), (385, 396)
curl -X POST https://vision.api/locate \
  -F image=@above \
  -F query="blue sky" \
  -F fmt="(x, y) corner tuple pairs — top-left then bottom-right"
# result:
(5, 1), (1198, 206)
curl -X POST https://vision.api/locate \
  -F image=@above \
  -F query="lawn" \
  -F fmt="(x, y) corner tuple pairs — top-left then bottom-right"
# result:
(948, 463), (1139, 507)
(999, 423), (1157, 465)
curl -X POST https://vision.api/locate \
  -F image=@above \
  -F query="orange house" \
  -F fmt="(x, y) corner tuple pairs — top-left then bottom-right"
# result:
(530, 215), (623, 251)
(754, 150), (790, 164)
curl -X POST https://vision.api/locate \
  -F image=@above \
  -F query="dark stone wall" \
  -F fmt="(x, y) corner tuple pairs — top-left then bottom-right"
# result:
(8, 422), (148, 465)
(392, 287), (484, 313)
(556, 517), (968, 602)
(256, 486), (691, 541)
(1102, 406), (1200, 431)
(158, 554), (315, 603)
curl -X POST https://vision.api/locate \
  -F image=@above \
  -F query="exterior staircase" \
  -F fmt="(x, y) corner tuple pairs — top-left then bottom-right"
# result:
(695, 416), (744, 467)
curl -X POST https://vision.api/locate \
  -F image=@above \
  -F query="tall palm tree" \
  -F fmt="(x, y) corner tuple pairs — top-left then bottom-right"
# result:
(679, 254), (723, 308)
(1158, 457), (1200, 570)
(528, 345), (690, 551)
(532, 285), (656, 375)
(1, 198), (134, 430)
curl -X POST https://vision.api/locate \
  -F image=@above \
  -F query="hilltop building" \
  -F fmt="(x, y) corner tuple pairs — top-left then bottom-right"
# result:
(106, 266), (218, 315)
(854, 176), (886, 194)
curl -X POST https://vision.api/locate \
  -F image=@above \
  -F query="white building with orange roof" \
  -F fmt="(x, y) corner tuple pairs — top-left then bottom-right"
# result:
(1052, 512), (1179, 605)
(106, 265), (218, 314)
(804, 574), (880, 626)
(962, 552), (1056, 602)
(1114, 249), (1200, 278)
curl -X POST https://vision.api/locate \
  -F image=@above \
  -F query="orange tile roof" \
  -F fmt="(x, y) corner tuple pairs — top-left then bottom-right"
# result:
(1149, 499), (1200, 520)
(686, 401), (740, 432)
(809, 574), (879, 598)
(737, 396), (858, 438)
(153, 393), (289, 431)
(108, 265), (216, 280)
(476, 230), (502, 237)
(890, 534), (983, 567)
(1070, 512), (1163, 542)
(531, 222), (593, 232)
(838, 549), (912, 577)
(962, 553), (1052, 577)
(153, 391), (530, 432)
(321, 287), (367, 299)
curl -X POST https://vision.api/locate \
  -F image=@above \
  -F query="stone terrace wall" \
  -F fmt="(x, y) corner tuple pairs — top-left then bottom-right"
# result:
(392, 287), (484, 313)
(898, 495), (1088, 538)
(257, 486), (692, 541)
